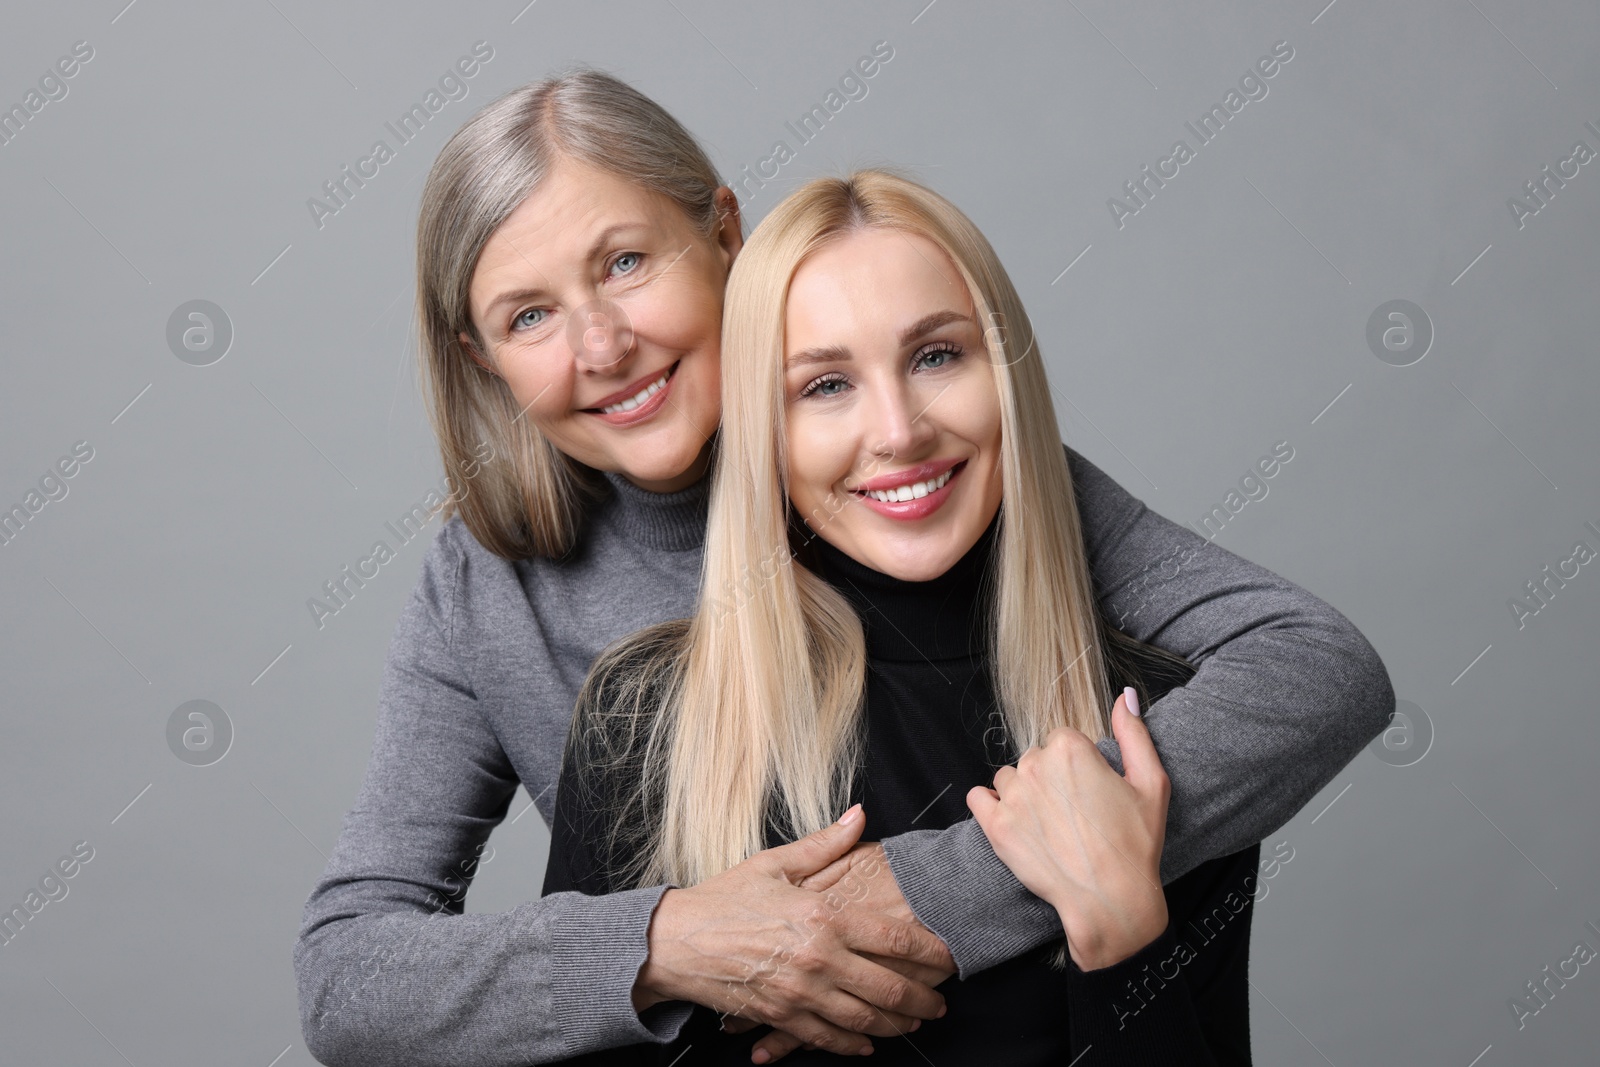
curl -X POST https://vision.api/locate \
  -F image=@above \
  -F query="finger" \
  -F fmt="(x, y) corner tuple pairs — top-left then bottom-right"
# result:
(754, 1010), (874, 1057)
(859, 949), (954, 988)
(808, 984), (929, 1037)
(824, 940), (948, 1020)
(750, 1028), (808, 1063)
(760, 803), (865, 881)
(1112, 688), (1167, 796)
(838, 911), (958, 975)
(965, 783), (1000, 825)
(991, 764), (1017, 794)
(798, 852), (856, 892)
(721, 1014), (761, 1034)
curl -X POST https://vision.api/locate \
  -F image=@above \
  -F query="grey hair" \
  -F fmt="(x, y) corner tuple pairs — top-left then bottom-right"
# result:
(415, 67), (728, 559)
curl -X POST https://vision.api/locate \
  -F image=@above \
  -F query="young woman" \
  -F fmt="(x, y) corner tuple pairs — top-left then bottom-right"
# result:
(541, 170), (1258, 1064)
(293, 69), (1393, 1066)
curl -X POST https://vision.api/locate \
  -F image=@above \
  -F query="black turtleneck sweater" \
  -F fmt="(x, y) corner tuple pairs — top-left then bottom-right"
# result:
(544, 516), (1257, 1064)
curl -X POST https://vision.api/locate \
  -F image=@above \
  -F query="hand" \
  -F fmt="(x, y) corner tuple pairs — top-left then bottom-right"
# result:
(799, 842), (956, 986)
(635, 804), (950, 1058)
(728, 841), (957, 1063)
(966, 689), (1170, 972)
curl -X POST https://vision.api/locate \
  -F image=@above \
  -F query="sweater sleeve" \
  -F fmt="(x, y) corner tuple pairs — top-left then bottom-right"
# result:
(880, 442), (1394, 978)
(292, 529), (691, 1066)
(539, 655), (699, 1065)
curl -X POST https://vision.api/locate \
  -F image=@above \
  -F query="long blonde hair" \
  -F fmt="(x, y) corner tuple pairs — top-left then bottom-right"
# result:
(579, 170), (1154, 891)
(415, 68), (731, 560)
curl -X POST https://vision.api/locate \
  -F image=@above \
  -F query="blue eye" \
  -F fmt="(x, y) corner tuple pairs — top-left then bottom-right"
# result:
(915, 343), (960, 370)
(513, 307), (546, 330)
(800, 373), (850, 399)
(611, 252), (642, 276)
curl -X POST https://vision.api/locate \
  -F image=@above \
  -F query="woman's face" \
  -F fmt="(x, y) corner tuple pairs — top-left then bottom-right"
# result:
(783, 228), (1005, 582)
(460, 156), (741, 493)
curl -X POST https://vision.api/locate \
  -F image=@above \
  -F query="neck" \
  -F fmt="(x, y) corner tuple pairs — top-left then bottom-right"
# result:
(804, 514), (1001, 661)
(597, 467), (710, 551)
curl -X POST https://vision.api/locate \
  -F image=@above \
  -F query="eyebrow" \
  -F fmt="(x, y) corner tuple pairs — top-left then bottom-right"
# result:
(784, 309), (973, 369)
(480, 221), (653, 319)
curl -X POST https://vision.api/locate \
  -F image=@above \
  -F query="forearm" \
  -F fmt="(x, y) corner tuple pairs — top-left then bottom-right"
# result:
(298, 534), (694, 1065)
(1095, 591), (1393, 883)
(880, 820), (1061, 977)
(296, 865), (691, 1065)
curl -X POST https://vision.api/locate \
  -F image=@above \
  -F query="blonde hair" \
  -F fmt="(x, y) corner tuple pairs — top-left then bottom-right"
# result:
(415, 67), (731, 559)
(580, 170), (1181, 896)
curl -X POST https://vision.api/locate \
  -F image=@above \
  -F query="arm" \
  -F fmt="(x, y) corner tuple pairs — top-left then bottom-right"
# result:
(878, 442), (1394, 977)
(293, 532), (691, 1067)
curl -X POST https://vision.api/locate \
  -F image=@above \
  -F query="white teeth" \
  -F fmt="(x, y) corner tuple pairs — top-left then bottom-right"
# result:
(600, 370), (669, 415)
(863, 467), (954, 503)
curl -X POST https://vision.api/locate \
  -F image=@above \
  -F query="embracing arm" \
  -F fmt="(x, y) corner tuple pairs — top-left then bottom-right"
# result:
(292, 533), (690, 1067)
(878, 442), (1394, 977)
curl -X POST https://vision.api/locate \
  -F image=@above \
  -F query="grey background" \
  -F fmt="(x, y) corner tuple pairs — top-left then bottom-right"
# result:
(2, 0), (1597, 1063)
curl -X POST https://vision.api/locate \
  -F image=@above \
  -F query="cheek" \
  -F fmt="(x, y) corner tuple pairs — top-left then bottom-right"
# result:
(629, 271), (722, 350)
(786, 411), (851, 513)
(498, 344), (576, 419)
(950, 371), (1004, 450)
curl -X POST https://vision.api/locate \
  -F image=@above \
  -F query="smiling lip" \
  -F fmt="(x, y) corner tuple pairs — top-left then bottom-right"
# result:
(849, 459), (966, 521)
(583, 361), (678, 427)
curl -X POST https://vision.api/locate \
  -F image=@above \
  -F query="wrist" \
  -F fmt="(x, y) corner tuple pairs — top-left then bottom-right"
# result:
(632, 887), (685, 1013)
(1059, 898), (1169, 972)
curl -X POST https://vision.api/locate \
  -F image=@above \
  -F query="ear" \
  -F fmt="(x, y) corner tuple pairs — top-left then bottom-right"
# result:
(712, 186), (744, 267)
(457, 331), (496, 375)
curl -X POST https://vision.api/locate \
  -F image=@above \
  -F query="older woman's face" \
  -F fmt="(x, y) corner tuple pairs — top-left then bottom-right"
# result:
(782, 228), (1004, 582)
(461, 156), (741, 492)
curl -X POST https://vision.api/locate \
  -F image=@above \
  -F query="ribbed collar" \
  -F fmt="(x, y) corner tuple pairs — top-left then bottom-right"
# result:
(805, 514), (1000, 662)
(597, 469), (710, 552)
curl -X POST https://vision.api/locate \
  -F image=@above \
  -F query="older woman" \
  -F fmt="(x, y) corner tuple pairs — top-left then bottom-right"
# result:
(293, 69), (1392, 1065)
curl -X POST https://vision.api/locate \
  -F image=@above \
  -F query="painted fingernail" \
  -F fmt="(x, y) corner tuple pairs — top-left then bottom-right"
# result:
(1124, 686), (1141, 717)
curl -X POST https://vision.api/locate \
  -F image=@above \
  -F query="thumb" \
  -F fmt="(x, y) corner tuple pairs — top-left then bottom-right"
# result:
(760, 803), (865, 880)
(1112, 687), (1166, 798)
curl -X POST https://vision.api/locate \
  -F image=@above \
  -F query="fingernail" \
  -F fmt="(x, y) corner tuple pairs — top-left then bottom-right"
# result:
(838, 802), (862, 825)
(937, 1003), (948, 1018)
(1124, 686), (1141, 717)
(909, 1020), (921, 1032)
(752, 1051), (769, 1064)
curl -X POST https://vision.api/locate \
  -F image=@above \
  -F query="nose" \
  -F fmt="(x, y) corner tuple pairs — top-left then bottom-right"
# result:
(865, 377), (938, 460)
(566, 297), (636, 373)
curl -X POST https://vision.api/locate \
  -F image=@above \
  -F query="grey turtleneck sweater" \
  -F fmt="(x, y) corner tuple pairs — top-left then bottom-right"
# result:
(293, 444), (1394, 1066)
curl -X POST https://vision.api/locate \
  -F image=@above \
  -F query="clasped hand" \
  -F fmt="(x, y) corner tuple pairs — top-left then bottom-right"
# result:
(967, 688), (1171, 972)
(636, 804), (955, 1062)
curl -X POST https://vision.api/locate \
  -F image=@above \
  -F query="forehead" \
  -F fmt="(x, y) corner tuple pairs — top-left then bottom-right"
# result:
(784, 228), (973, 347)
(468, 157), (691, 300)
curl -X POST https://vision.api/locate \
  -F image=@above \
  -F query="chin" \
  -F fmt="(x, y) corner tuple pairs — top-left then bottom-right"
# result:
(869, 546), (960, 583)
(864, 524), (976, 582)
(612, 431), (710, 489)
